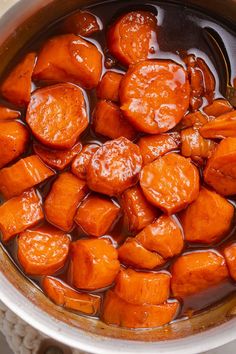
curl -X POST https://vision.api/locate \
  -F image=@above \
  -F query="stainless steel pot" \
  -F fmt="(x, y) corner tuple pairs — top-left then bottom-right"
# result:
(0, 1), (236, 353)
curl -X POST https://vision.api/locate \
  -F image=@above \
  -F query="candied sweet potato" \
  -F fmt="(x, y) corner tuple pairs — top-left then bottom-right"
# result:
(0, 106), (20, 120)
(203, 99), (233, 117)
(71, 144), (99, 180)
(181, 111), (208, 129)
(200, 111), (236, 139)
(223, 243), (236, 281)
(97, 71), (123, 102)
(62, 11), (101, 37)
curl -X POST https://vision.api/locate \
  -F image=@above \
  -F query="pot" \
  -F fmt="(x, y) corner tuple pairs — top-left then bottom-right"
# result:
(0, 1), (236, 353)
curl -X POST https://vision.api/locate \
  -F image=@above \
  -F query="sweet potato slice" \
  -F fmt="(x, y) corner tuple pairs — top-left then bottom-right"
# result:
(26, 83), (88, 149)
(223, 243), (236, 281)
(87, 137), (142, 196)
(120, 60), (190, 134)
(33, 34), (102, 89)
(1, 52), (36, 106)
(18, 226), (70, 275)
(33, 142), (82, 171)
(203, 99), (233, 117)
(138, 133), (180, 165)
(45, 172), (87, 231)
(140, 153), (200, 214)
(71, 144), (99, 180)
(93, 100), (136, 140)
(118, 238), (165, 269)
(74, 194), (120, 237)
(102, 290), (179, 329)
(69, 239), (120, 290)
(200, 111), (236, 139)
(0, 155), (54, 199)
(97, 71), (123, 102)
(0, 121), (29, 168)
(180, 188), (234, 244)
(0, 189), (43, 242)
(107, 11), (158, 66)
(43, 276), (101, 315)
(62, 11), (101, 37)
(203, 137), (236, 195)
(114, 268), (170, 305)
(136, 215), (184, 259)
(181, 111), (208, 129)
(171, 251), (229, 298)
(121, 185), (158, 232)
(0, 106), (20, 120)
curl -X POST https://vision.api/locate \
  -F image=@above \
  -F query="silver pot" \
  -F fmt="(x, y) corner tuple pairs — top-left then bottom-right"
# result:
(0, 1), (236, 353)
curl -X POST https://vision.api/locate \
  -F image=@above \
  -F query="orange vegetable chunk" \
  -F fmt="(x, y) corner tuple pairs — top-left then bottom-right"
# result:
(181, 111), (208, 128)
(97, 71), (123, 102)
(180, 188), (234, 244)
(0, 106), (20, 120)
(223, 243), (236, 281)
(171, 251), (229, 298)
(45, 172), (87, 232)
(120, 60), (190, 134)
(203, 99), (233, 117)
(26, 83), (88, 149)
(69, 238), (120, 290)
(33, 34), (102, 89)
(62, 11), (101, 37)
(140, 153), (200, 214)
(0, 155), (54, 199)
(18, 226), (70, 275)
(71, 144), (99, 180)
(0, 189), (43, 242)
(1, 52), (36, 106)
(200, 111), (236, 139)
(0, 121), (29, 168)
(87, 137), (142, 196)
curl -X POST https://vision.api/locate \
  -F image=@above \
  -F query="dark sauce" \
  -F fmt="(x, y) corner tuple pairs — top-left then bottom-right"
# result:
(0, 0), (236, 324)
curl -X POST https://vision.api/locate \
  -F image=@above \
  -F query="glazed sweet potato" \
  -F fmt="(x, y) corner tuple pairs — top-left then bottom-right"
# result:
(136, 215), (184, 259)
(171, 251), (229, 298)
(45, 172), (87, 231)
(203, 99), (233, 117)
(223, 243), (236, 281)
(43, 276), (101, 315)
(120, 60), (190, 134)
(140, 153), (200, 214)
(1, 52), (36, 106)
(181, 111), (208, 128)
(180, 188), (234, 244)
(107, 11), (158, 66)
(87, 137), (142, 196)
(102, 290), (179, 329)
(62, 11), (101, 37)
(121, 185), (158, 232)
(69, 239), (120, 290)
(0, 121), (29, 168)
(138, 133), (180, 165)
(114, 268), (170, 305)
(74, 194), (120, 237)
(200, 111), (236, 139)
(97, 71), (123, 102)
(0, 105), (20, 120)
(26, 83), (88, 149)
(0, 155), (54, 199)
(93, 100), (136, 140)
(18, 226), (70, 276)
(203, 137), (236, 195)
(71, 144), (100, 180)
(33, 34), (102, 89)
(0, 189), (43, 242)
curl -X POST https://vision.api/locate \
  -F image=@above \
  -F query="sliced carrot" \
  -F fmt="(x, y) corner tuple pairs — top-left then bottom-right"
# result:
(45, 172), (87, 232)
(181, 111), (208, 128)
(107, 11), (158, 66)
(26, 83), (88, 149)
(97, 71), (123, 102)
(114, 268), (170, 305)
(87, 137), (142, 196)
(0, 189), (43, 242)
(196, 57), (215, 103)
(33, 141), (82, 171)
(223, 243), (236, 281)
(140, 153), (200, 214)
(138, 133), (180, 165)
(0, 155), (54, 199)
(62, 11), (101, 37)
(203, 99), (233, 117)
(43, 276), (101, 315)
(204, 137), (236, 195)
(0, 105), (20, 120)
(136, 215), (184, 259)
(120, 60), (190, 134)
(121, 185), (158, 232)
(71, 144), (99, 180)
(0, 121), (29, 168)
(200, 111), (236, 139)
(33, 34), (102, 89)
(74, 194), (120, 237)
(171, 251), (229, 298)
(102, 290), (179, 329)
(18, 226), (70, 275)
(180, 187), (234, 244)
(69, 239), (120, 290)
(1, 52), (36, 106)
(118, 238), (165, 269)
(93, 100), (136, 140)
